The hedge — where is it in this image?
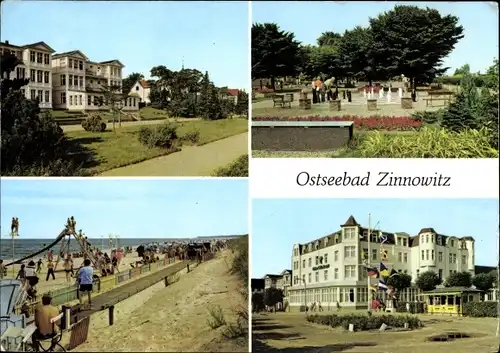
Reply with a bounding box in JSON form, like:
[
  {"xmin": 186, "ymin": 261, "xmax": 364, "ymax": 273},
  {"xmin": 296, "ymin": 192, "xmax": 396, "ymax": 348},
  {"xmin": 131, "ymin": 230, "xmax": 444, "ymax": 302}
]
[
  {"xmin": 462, "ymin": 301, "xmax": 498, "ymax": 317},
  {"xmin": 306, "ymin": 313, "xmax": 422, "ymax": 331}
]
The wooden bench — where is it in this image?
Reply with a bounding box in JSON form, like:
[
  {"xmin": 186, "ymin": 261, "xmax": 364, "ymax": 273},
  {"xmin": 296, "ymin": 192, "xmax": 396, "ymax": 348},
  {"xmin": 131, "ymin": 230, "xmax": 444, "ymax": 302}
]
[
  {"xmin": 423, "ymin": 91, "xmax": 453, "ymax": 107},
  {"xmin": 272, "ymin": 95, "xmax": 284, "ymax": 108},
  {"xmin": 282, "ymin": 94, "xmax": 292, "ymax": 108}
]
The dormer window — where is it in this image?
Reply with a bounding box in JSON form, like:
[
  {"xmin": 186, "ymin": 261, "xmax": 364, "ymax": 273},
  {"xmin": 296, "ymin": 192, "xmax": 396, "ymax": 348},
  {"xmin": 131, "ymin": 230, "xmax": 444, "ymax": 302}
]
[
  {"xmin": 315, "ymin": 241, "xmax": 319, "ymax": 250},
  {"xmin": 324, "ymin": 237, "xmax": 329, "ymax": 247},
  {"xmin": 450, "ymin": 239, "xmax": 455, "ymax": 247},
  {"xmin": 437, "ymin": 236, "xmax": 441, "ymax": 245}
]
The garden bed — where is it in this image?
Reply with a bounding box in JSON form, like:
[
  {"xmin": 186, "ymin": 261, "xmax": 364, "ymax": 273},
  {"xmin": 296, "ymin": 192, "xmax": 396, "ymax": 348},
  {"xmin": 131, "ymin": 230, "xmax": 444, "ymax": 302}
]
[{"xmin": 306, "ymin": 313, "xmax": 423, "ymax": 332}]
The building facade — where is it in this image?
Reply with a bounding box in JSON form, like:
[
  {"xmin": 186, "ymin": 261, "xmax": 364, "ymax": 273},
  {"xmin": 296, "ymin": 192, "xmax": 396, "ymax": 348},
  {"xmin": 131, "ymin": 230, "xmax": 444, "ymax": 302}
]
[
  {"xmin": 288, "ymin": 215, "xmax": 476, "ymax": 310},
  {"xmin": 130, "ymin": 79, "xmax": 151, "ymax": 104},
  {"xmin": 0, "ymin": 41, "xmax": 55, "ymax": 109}
]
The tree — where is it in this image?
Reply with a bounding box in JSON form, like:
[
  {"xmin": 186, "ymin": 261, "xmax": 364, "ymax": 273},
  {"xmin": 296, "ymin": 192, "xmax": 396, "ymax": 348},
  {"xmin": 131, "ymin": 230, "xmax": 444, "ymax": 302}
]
[
  {"xmin": 235, "ymin": 90, "xmax": 249, "ymax": 117},
  {"xmin": 121, "ymin": 72, "xmax": 144, "ymax": 96},
  {"xmin": 252, "ymin": 292, "xmax": 265, "ymax": 312},
  {"xmin": 197, "ymin": 71, "xmax": 226, "ymax": 120},
  {"xmin": 368, "ymin": 5, "xmax": 464, "ymax": 90},
  {"xmin": 1, "ymin": 52, "xmax": 77, "ymax": 176},
  {"xmin": 445, "ymin": 271, "xmax": 472, "ymax": 287},
  {"xmin": 252, "ymin": 23, "xmax": 302, "ymax": 90},
  {"xmin": 415, "ymin": 271, "xmax": 441, "ymax": 291},
  {"xmin": 317, "ymin": 31, "xmax": 342, "ymax": 47},
  {"xmin": 386, "ymin": 273, "xmax": 412, "ymax": 291},
  {"xmin": 472, "ymin": 272, "xmax": 495, "ymax": 292},
  {"xmin": 263, "ymin": 287, "xmax": 284, "ymax": 307},
  {"xmin": 98, "ymin": 84, "xmax": 125, "ymax": 131},
  {"xmin": 300, "ymin": 45, "xmax": 342, "ymax": 81},
  {"xmin": 454, "ymin": 64, "xmax": 470, "ymax": 76}
]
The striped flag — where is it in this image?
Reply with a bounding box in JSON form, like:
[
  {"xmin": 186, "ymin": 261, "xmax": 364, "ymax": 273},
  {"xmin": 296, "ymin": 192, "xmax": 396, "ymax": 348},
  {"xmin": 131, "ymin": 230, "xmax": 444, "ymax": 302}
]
[
  {"xmin": 366, "ymin": 266, "xmax": 379, "ymax": 278},
  {"xmin": 378, "ymin": 280, "xmax": 388, "ymax": 291},
  {"xmin": 379, "ymin": 262, "xmax": 389, "ymax": 277}
]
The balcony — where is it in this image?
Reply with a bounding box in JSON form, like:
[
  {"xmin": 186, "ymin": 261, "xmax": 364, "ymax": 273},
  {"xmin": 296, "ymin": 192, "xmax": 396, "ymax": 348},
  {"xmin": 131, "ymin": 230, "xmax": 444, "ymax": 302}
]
[{"xmin": 86, "ymin": 69, "xmax": 105, "ymax": 77}]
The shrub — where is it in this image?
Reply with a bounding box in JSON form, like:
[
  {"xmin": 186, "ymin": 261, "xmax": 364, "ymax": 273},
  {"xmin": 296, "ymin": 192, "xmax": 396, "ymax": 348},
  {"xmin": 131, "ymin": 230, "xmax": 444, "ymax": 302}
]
[
  {"xmin": 81, "ymin": 114, "xmax": 107, "ymax": 132},
  {"xmin": 462, "ymin": 301, "xmax": 498, "ymax": 317},
  {"xmin": 306, "ymin": 314, "xmax": 422, "ymax": 331},
  {"xmin": 213, "ymin": 155, "xmax": 248, "ymax": 177},
  {"xmin": 253, "ymin": 115, "xmax": 422, "ymax": 131},
  {"xmin": 396, "ymin": 302, "xmax": 425, "ymax": 314},
  {"xmin": 138, "ymin": 122, "xmax": 179, "ymax": 148},
  {"xmin": 356, "ymin": 127, "xmax": 498, "ymax": 158},
  {"xmin": 182, "ymin": 129, "xmax": 201, "ymax": 144},
  {"xmin": 411, "ymin": 110, "xmax": 444, "ymax": 125}
]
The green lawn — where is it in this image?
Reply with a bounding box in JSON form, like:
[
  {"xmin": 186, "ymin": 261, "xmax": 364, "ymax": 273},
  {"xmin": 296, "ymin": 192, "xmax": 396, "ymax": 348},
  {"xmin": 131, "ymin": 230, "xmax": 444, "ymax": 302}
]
[{"xmin": 66, "ymin": 118, "xmax": 248, "ymax": 175}]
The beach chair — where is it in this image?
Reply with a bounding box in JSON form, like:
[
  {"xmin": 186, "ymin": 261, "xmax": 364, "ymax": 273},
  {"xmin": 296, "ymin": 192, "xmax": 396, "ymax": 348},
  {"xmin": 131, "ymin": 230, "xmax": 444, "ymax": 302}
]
[{"xmin": 34, "ymin": 313, "xmax": 65, "ymax": 352}]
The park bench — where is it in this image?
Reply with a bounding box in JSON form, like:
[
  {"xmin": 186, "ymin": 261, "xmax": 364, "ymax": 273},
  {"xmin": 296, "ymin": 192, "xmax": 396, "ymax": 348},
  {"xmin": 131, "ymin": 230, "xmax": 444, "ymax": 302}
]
[
  {"xmin": 282, "ymin": 94, "xmax": 292, "ymax": 108},
  {"xmin": 422, "ymin": 90, "xmax": 454, "ymax": 107},
  {"xmin": 272, "ymin": 95, "xmax": 284, "ymax": 108}
]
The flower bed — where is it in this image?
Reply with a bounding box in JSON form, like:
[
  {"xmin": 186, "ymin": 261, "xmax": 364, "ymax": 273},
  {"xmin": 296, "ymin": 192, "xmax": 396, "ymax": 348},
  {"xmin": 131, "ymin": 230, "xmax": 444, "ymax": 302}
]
[
  {"xmin": 307, "ymin": 313, "xmax": 422, "ymax": 331},
  {"xmin": 253, "ymin": 115, "xmax": 422, "ymax": 131}
]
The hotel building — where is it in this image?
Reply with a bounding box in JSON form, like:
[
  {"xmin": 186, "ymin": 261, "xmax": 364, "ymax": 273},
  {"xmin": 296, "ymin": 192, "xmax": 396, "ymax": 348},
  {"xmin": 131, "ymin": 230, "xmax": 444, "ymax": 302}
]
[{"xmin": 287, "ymin": 215, "xmax": 476, "ymax": 310}]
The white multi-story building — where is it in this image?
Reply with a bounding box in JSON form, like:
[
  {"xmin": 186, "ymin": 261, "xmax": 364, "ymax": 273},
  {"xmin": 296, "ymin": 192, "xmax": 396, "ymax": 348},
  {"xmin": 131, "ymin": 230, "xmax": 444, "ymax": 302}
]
[
  {"xmin": 288, "ymin": 215, "xmax": 476, "ymax": 310},
  {"xmin": 0, "ymin": 40, "xmax": 55, "ymax": 109}
]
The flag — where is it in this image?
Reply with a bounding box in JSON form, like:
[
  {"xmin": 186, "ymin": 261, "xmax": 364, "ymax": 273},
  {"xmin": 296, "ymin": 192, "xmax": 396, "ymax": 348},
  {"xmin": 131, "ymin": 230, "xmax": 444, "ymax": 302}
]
[
  {"xmin": 370, "ymin": 285, "xmax": 377, "ymax": 292},
  {"xmin": 390, "ymin": 269, "xmax": 398, "ymax": 277},
  {"xmin": 378, "ymin": 232, "xmax": 388, "ymax": 244},
  {"xmin": 380, "ymin": 247, "xmax": 388, "ymax": 261},
  {"xmin": 379, "ymin": 262, "xmax": 389, "ymax": 277},
  {"xmin": 366, "ymin": 266, "xmax": 379, "ymax": 278},
  {"xmin": 378, "ymin": 280, "xmax": 388, "ymax": 291}
]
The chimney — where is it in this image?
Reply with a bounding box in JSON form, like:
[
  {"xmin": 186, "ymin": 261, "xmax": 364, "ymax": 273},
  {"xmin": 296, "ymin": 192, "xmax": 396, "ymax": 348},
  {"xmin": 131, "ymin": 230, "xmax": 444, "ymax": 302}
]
[{"xmin": 5, "ymin": 40, "xmax": 9, "ymax": 45}]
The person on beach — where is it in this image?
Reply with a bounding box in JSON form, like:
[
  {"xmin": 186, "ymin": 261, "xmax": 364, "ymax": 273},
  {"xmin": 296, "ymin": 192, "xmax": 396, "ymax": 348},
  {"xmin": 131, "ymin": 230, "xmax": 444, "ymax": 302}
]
[
  {"xmin": 0, "ymin": 260, "xmax": 5, "ymax": 279},
  {"xmin": 47, "ymin": 249, "xmax": 53, "ymax": 261},
  {"xmin": 63, "ymin": 258, "xmax": 73, "ymax": 282},
  {"xmin": 33, "ymin": 294, "xmax": 60, "ymax": 347},
  {"xmin": 36, "ymin": 258, "xmax": 43, "ymax": 274},
  {"xmin": 77, "ymin": 259, "xmax": 94, "ymax": 307},
  {"xmin": 16, "ymin": 264, "xmax": 26, "ymax": 285},
  {"xmin": 46, "ymin": 259, "xmax": 55, "ymax": 281}
]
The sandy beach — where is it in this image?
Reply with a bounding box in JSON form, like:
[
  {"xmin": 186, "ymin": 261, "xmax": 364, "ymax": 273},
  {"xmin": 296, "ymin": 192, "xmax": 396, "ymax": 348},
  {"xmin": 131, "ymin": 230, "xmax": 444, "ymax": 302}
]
[{"xmin": 71, "ymin": 250, "xmax": 247, "ymax": 352}]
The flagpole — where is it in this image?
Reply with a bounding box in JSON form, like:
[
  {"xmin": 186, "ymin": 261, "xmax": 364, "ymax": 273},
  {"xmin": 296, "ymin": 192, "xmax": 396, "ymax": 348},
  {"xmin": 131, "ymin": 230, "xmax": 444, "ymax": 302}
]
[
  {"xmin": 11, "ymin": 232, "xmax": 15, "ymax": 277},
  {"xmin": 367, "ymin": 213, "xmax": 371, "ymax": 312}
]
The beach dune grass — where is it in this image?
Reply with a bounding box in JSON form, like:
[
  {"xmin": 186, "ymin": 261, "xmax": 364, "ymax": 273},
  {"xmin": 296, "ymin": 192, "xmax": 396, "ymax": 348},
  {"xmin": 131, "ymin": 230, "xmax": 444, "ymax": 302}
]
[{"xmin": 66, "ymin": 118, "xmax": 248, "ymax": 174}]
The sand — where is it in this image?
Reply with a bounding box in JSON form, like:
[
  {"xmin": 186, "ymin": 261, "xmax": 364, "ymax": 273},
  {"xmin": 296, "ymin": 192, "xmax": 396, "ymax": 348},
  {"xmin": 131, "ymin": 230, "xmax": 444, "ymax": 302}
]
[{"xmin": 71, "ymin": 250, "xmax": 248, "ymax": 352}]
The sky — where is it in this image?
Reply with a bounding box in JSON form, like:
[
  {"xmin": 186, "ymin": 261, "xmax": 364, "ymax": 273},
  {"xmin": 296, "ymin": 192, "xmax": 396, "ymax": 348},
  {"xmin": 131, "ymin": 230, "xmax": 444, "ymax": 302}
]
[
  {"xmin": 252, "ymin": 199, "xmax": 499, "ymax": 278},
  {"xmin": 0, "ymin": 1, "xmax": 249, "ymax": 88},
  {"xmin": 252, "ymin": 1, "xmax": 499, "ymax": 74},
  {"xmin": 0, "ymin": 179, "xmax": 248, "ymax": 239}
]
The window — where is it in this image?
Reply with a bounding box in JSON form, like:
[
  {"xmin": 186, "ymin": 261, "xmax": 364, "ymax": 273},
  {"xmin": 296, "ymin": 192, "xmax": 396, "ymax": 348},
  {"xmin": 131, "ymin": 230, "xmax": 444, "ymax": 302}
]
[
  {"xmin": 30, "ymin": 69, "xmax": 36, "ymax": 81},
  {"xmin": 416, "ymin": 269, "xmax": 420, "ymax": 277},
  {"xmin": 426, "ymin": 234, "xmax": 429, "ymax": 243},
  {"xmin": 398, "ymin": 252, "xmax": 402, "ymax": 262},
  {"xmin": 87, "ymin": 95, "xmax": 91, "ymax": 106},
  {"xmin": 449, "ymin": 254, "xmax": 453, "ymax": 264},
  {"xmin": 74, "ymin": 60, "xmax": 78, "ymax": 69},
  {"xmin": 334, "ymin": 250, "xmax": 339, "ymax": 261},
  {"xmin": 69, "ymin": 96, "xmax": 73, "ymax": 105},
  {"xmin": 30, "ymin": 51, "xmax": 35, "ymax": 62},
  {"xmin": 37, "ymin": 70, "xmax": 42, "ymax": 83},
  {"xmin": 344, "ymin": 246, "xmax": 355, "ymax": 258},
  {"xmin": 450, "ymin": 239, "xmax": 455, "ymax": 247},
  {"xmin": 315, "ymin": 256, "xmax": 319, "ymax": 265},
  {"xmin": 37, "ymin": 53, "xmax": 42, "ymax": 63},
  {"xmin": 79, "ymin": 76, "xmax": 83, "ymax": 87},
  {"xmin": 431, "ymin": 250, "xmax": 435, "ymax": 260},
  {"xmin": 308, "ymin": 258, "xmax": 311, "ymax": 267},
  {"xmin": 79, "ymin": 61, "xmax": 83, "ymax": 70},
  {"xmin": 79, "ymin": 95, "xmax": 82, "ymax": 105},
  {"xmin": 344, "ymin": 265, "xmax": 356, "ymax": 278},
  {"xmin": 69, "ymin": 59, "xmax": 73, "ymax": 68},
  {"xmin": 372, "ymin": 249, "xmax": 377, "ymax": 260},
  {"xmin": 315, "ymin": 272, "xmax": 319, "ymax": 282},
  {"xmin": 371, "ymin": 233, "xmax": 378, "ymax": 243},
  {"xmin": 334, "ymin": 268, "xmax": 339, "ymax": 279},
  {"xmin": 37, "ymin": 90, "xmax": 43, "ymax": 102},
  {"xmin": 403, "ymin": 253, "xmax": 408, "ymax": 263},
  {"xmin": 462, "ymin": 255, "xmax": 467, "ymax": 265},
  {"xmin": 344, "ymin": 228, "xmax": 356, "ymax": 240},
  {"xmin": 437, "ymin": 236, "xmax": 442, "ymax": 245},
  {"xmin": 324, "ymin": 270, "xmax": 328, "ymax": 281},
  {"xmin": 44, "ymin": 54, "xmax": 49, "ymax": 65},
  {"xmin": 421, "ymin": 250, "xmax": 424, "ymax": 261},
  {"xmin": 133, "ymin": 98, "xmax": 136, "ymax": 106},
  {"xmin": 308, "ymin": 273, "xmax": 311, "ymax": 283},
  {"xmin": 30, "ymin": 90, "xmax": 36, "ymax": 100},
  {"xmin": 44, "ymin": 71, "xmax": 49, "ymax": 84},
  {"xmin": 302, "ymin": 259, "xmax": 305, "ymax": 268},
  {"xmin": 426, "ymin": 250, "xmax": 429, "ymax": 260},
  {"xmin": 403, "ymin": 238, "xmax": 407, "ymax": 246},
  {"xmin": 324, "ymin": 253, "xmax": 328, "ymax": 263},
  {"xmin": 136, "ymin": 85, "xmax": 139, "ymax": 91},
  {"xmin": 90, "ymin": 80, "xmax": 94, "ymax": 84},
  {"xmin": 69, "ymin": 75, "xmax": 73, "ymax": 86},
  {"xmin": 438, "ymin": 269, "xmax": 443, "ymax": 279},
  {"xmin": 438, "ymin": 252, "xmax": 443, "ymax": 262},
  {"xmin": 61, "ymin": 75, "xmax": 66, "ymax": 86},
  {"xmin": 61, "ymin": 92, "xmax": 66, "ymax": 104},
  {"xmin": 452, "ymin": 254, "xmax": 457, "ymax": 264},
  {"xmin": 16, "ymin": 67, "xmax": 25, "ymax": 79}
]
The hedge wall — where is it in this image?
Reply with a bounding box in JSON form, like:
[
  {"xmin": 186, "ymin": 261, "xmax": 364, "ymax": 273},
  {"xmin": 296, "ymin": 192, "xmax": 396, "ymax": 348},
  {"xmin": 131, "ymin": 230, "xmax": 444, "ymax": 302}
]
[{"xmin": 462, "ymin": 301, "xmax": 498, "ymax": 317}]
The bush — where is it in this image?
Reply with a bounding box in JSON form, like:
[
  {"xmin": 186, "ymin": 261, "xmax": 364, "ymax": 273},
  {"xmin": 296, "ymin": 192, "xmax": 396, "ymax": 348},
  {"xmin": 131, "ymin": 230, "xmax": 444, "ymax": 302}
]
[
  {"xmin": 138, "ymin": 122, "xmax": 179, "ymax": 148},
  {"xmin": 182, "ymin": 129, "xmax": 201, "ymax": 144},
  {"xmin": 462, "ymin": 301, "xmax": 498, "ymax": 317},
  {"xmin": 213, "ymin": 155, "xmax": 248, "ymax": 177},
  {"xmin": 81, "ymin": 114, "xmax": 107, "ymax": 132},
  {"xmin": 411, "ymin": 110, "xmax": 444, "ymax": 125},
  {"xmin": 396, "ymin": 302, "xmax": 425, "ymax": 314},
  {"xmin": 356, "ymin": 127, "xmax": 498, "ymax": 158},
  {"xmin": 307, "ymin": 314, "xmax": 422, "ymax": 331}
]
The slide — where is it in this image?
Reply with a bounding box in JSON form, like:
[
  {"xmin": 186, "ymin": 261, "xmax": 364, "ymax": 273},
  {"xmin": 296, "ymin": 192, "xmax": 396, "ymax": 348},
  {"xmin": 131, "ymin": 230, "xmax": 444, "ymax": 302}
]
[{"xmin": 4, "ymin": 231, "xmax": 67, "ymax": 267}]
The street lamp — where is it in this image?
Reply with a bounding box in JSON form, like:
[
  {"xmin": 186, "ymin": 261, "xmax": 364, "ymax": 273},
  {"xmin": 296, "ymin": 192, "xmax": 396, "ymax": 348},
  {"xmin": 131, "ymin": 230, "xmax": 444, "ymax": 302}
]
[
  {"xmin": 302, "ymin": 278, "xmax": 307, "ymax": 315},
  {"xmin": 115, "ymin": 100, "xmax": 124, "ymax": 128}
]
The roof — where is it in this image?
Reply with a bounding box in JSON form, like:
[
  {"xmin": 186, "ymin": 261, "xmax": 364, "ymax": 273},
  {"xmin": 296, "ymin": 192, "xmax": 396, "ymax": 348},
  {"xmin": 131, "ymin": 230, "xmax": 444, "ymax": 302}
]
[
  {"xmin": 0, "ymin": 41, "xmax": 22, "ymax": 49},
  {"xmin": 251, "ymin": 278, "xmax": 265, "ymax": 290},
  {"xmin": 53, "ymin": 50, "xmax": 88, "ymax": 60},
  {"xmin": 423, "ymin": 286, "xmax": 483, "ymax": 294},
  {"xmin": 128, "ymin": 92, "xmax": 140, "ymax": 98},
  {"xmin": 227, "ymin": 88, "xmax": 239, "ymax": 96},
  {"xmin": 475, "ymin": 265, "xmax": 497, "ymax": 274},
  {"xmin": 21, "ymin": 41, "xmax": 55, "ymax": 53},
  {"xmin": 342, "ymin": 215, "xmax": 360, "ymax": 227},
  {"xmin": 139, "ymin": 80, "xmax": 150, "ymax": 89},
  {"xmin": 100, "ymin": 59, "xmax": 124, "ymax": 67},
  {"xmin": 264, "ymin": 274, "xmax": 282, "ymax": 279}
]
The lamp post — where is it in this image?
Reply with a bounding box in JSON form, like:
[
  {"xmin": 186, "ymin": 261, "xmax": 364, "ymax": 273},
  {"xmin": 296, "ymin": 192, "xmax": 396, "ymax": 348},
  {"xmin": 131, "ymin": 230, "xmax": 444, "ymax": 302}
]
[
  {"xmin": 116, "ymin": 100, "xmax": 124, "ymax": 128},
  {"xmin": 302, "ymin": 278, "xmax": 307, "ymax": 315}
]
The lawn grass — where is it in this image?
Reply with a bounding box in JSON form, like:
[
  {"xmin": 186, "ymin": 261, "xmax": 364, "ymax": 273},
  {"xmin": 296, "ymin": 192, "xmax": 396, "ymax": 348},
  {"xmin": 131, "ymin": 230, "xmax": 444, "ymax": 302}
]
[{"xmin": 66, "ymin": 118, "xmax": 248, "ymax": 175}]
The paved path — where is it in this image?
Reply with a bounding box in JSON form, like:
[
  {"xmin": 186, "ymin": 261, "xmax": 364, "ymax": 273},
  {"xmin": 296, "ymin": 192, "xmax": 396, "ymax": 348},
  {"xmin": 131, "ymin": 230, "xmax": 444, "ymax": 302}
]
[
  {"xmin": 100, "ymin": 132, "xmax": 248, "ymax": 177},
  {"xmin": 62, "ymin": 118, "xmax": 200, "ymax": 132}
]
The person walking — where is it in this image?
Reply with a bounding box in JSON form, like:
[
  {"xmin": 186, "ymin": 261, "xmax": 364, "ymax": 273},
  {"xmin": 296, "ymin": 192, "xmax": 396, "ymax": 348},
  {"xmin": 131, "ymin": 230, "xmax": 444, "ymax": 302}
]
[
  {"xmin": 36, "ymin": 259, "xmax": 43, "ymax": 274},
  {"xmin": 46, "ymin": 259, "xmax": 55, "ymax": 281},
  {"xmin": 77, "ymin": 259, "xmax": 94, "ymax": 307}
]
